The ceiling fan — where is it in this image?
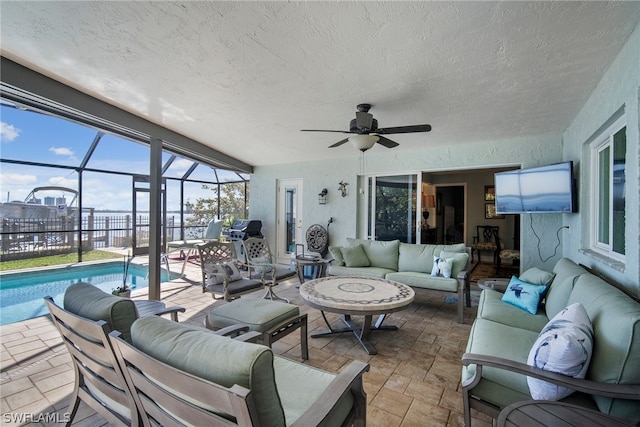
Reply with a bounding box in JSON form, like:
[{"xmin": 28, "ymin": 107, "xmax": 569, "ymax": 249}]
[{"xmin": 301, "ymin": 103, "xmax": 431, "ymax": 152}]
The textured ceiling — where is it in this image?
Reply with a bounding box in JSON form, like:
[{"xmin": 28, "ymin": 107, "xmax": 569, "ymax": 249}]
[{"xmin": 1, "ymin": 1, "xmax": 639, "ymax": 167}]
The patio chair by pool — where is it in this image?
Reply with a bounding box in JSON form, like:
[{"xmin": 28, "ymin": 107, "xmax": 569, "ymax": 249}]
[
  {"xmin": 196, "ymin": 240, "xmax": 265, "ymax": 302},
  {"xmin": 167, "ymin": 219, "xmax": 223, "ymax": 275},
  {"xmin": 242, "ymin": 237, "xmax": 296, "ymax": 302}
]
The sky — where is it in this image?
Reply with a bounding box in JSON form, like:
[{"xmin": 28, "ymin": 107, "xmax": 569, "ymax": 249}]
[{"xmin": 0, "ymin": 104, "xmax": 242, "ymax": 212}]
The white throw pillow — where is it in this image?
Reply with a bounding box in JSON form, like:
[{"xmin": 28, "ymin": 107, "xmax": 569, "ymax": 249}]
[
  {"xmin": 431, "ymin": 256, "xmax": 454, "ymax": 278},
  {"xmin": 527, "ymin": 302, "xmax": 593, "ymax": 400},
  {"xmin": 205, "ymin": 261, "xmax": 242, "ymax": 286}
]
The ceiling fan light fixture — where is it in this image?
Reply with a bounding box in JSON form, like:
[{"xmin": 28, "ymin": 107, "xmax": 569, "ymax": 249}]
[{"xmin": 349, "ymin": 134, "xmax": 379, "ymax": 152}]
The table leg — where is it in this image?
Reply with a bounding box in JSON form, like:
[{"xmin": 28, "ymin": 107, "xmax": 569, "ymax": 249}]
[{"xmin": 311, "ymin": 312, "xmax": 399, "ymax": 355}]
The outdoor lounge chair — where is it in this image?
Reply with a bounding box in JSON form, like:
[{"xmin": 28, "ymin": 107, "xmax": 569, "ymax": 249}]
[
  {"xmin": 110, "ymin": 316, "xmax": 369, "ymax": 427},
  {"xmin": 167, "ymin": 219, "xmax": 223, "ymax": 274},
  {"xmin": 45, "ymin": 286, "xmax": 257, "ymax": 426}
]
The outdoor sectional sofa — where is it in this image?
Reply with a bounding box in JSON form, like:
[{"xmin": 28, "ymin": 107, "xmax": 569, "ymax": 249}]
[
  {"xmin": 327, "ymin": 238, "xmax": 471, "ymax": 323},
  {"xmin": 461, "ymin": 257, "xmax": 640, "ymax": 425}
]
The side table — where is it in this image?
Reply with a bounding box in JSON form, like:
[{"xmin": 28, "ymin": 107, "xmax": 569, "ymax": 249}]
[
  {"xmin": 293, "ymin": 257, "xmax": 332, "ymax": 284},
  {"xmin": 477, "ymin": 278, "xmax": 510, "ymax": 293},
  {"xmin": 497, "ymin": 400, "xmax": 634, "ymax": 427}
]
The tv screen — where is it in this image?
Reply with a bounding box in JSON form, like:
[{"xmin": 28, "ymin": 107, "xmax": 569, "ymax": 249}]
[{"xmin": 495, "ymin": 161, "xmax": 575, "ymax": 214}]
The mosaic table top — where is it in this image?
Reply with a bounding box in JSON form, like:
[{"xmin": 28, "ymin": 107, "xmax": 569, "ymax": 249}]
[{"xmin": 299, "ymin": 276, "xmax": 415, "ymax": 313}]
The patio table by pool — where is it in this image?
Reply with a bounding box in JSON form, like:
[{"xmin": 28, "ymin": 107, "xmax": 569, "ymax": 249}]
[{"xmin": 299, "ymin": 276, "xmax": 415, "ymax": 355}]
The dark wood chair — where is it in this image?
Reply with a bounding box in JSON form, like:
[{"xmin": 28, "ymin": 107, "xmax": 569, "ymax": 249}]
[{"xmin": 471, "ymin": 225, "xmax": 500, "ymax": 264}]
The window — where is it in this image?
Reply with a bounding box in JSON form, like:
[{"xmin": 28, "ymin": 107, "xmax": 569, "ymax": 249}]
[{"xmin": 592, "ymin": 118, "xmax": 626, "ymax": 260}]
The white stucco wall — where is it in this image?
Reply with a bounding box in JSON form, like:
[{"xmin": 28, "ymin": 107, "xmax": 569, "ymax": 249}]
[
  {"xmin": 563, "ymin": 22, "xmax": 640, "ymax": 295},
  {"xmin": 252, "ymin": 23, "xmax": 640, "ymax": 295},
  {"xmin": 251, "ymin": 133, "xmax": 564, "ymax": 272}
]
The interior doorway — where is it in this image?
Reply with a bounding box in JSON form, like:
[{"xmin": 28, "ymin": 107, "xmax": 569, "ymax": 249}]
[{"xmin": 435, "ymin": 184, "xmax": 466, "ymax": 244}]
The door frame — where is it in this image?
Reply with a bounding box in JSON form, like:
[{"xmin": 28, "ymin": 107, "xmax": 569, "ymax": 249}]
[
  {"xmin": 364, "ymin": 173, "xmax": 423, "ymax": 242},
  {"xmin": 276, "ymin": 178, "xmax": 303, "ymax": 264}
]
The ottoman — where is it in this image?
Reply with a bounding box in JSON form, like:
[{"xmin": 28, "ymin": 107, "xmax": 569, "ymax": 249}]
[{"xmin": 205, "ymin": 298, "xmax": 308, "ymax": 360}]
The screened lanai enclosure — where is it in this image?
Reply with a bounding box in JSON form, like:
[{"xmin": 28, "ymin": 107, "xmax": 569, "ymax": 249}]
[{"xmin": 0, "ymin": 79, "xmax": 250, "ymax": 264}]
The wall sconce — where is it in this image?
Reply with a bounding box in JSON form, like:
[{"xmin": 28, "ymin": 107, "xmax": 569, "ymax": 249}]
[
  {"xmin": 318, "ymin": 188, "xmax": 328, "ymax": 205},
  {"xmin": 338, "ymin": 181, "xmax": 349, "ymax": 197}
]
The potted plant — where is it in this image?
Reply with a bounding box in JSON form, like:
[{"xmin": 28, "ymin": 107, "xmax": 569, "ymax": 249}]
[{"xmin": 112, "ymin": 284, "xmax": 131, "ymax": 298}]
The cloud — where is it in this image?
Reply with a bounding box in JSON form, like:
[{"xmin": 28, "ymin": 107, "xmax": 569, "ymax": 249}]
[
  {"xmin": 0, "ymin": 173, "xmax": 37, "ymax": 187},
  {"xmin": 1, "ymin": 121, "xmax": 21, "ymax": 142},
  {"xmin": 49, "ymin": 146, "xmax": 75, "ymax": 157}
]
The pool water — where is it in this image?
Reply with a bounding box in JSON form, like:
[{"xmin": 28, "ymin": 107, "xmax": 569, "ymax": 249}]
[{"xmin": 0, "ymin": 262, "xmax": 179, "ymax": 326}]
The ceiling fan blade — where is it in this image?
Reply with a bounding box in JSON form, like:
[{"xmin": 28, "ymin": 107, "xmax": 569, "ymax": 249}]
[
  {"xmin": 301, "ymin": 129, "xmax": 352, "ymax": 134},
  {"xmin": 328, "ymin": 138, "xmax": 349, "ymax": 148},
  {"xmin": 376, "ymin": 124, "xmax": 432, "ymax": 134},
  {"xmin": 355, "ymin": 111, "xmax": 373, "ymax": 130},
  {"xmin": 377, "ymin": 136, "xmax": 400, "ymax": 148}
]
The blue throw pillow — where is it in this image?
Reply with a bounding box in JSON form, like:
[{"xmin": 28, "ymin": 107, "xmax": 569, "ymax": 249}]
[{"xmin": 501, "ymin": 276, "xmax": 548, "ymax": 314}]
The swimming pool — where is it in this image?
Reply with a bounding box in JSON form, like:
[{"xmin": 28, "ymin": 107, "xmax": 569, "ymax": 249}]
[{"xmin": 0, "ymin": 262, "xmax": 180, "ymax": 326}]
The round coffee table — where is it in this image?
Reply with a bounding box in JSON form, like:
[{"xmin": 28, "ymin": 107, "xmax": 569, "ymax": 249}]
[{"xmin": 299, "ymin": 276, "xmax": 415, "ymax": 355}]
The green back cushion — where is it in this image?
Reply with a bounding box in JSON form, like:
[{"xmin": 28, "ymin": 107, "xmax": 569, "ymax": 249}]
[
  {"xmin": 63, "ymin": 282, "xmax": 138, "ymax": 343},
  {"xmin": 341, "ymin": 244, "xmax": 370, "ymax": 267},
  {"xmin": 567, "ymin": 274, "xmax": 640, "ymax": 422},
  {"xmin": 397, "ymin": 243, "xmax": 466, "ymax": 273},
  {"xmin": 328, "ymin": 246, "xmax": 345, "ymax": 266},
  {"xmin": 131, "ymin": 316, "xmax": 286, "ymax": 426},
  {"xmin": 440, "ymin": 250, "xmax": 469, "ymax": 278},
  {"xmin": 347, "ymin": 238, "xmax": 400, "ymax": 270},
  {"xmin": 545, "ymin": 258, "xmax": 588, "ymax": 319}
]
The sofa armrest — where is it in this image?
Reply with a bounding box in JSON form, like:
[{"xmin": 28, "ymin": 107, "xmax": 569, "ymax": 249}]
[
  {"xmin": 290, "ymin": 360, "xmax": 370, "ymax": 427},
  {"xmin": 461, "ymin": 353, "xmax": 640, "ymax": 400},
  {"xmin": 456, "ymin": 269, "xmax": 471, "ymax": 323}
]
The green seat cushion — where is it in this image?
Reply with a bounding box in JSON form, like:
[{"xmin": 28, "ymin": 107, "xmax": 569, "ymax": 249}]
[
  {"xmin": 274, "ymin": 357, "xmax": 353, "ymax": 426},
  {"xmin": 476, "ymin": 289, "xmax": 549, "ymax": 332},
  {"xmin": 346, "ymin": 238, "xmax": 400, "ymax": 270},
  {"xmin": 131, "ymin": 316, "xmax": 286, "ymax": 426},
  {"xmin": 208, "ymin": 299, "xmax": 300, "ymax": 333},
  {"xmin": 463, "ymin": 319, "xmax": 540, "ymax": 407},
  {"xmin": 63, "ymin": 282, "xmax": 138, "ymax": 343},
  {"xmin": 568, "ymin": 274, "xmax": 640, "ymax": 423},
  {"xmin": 385, "ymin": 272, "xmax": 458, "ymax": 292}
]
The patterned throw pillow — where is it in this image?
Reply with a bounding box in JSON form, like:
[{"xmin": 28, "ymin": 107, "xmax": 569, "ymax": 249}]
[
  {"xmin": 431, "ymin": 256, "xmax": 454, "ymax": 278},
  {"xmin": 205, "ymin": 261, "xmax": 242, "ymax": 286},
  {"xmin": 527, "ymin": 303, "xmax": 593, "ymax": 400},
  {"xmin": 501, "ymin": 276, "xmax": 548, "ymax": 314}
]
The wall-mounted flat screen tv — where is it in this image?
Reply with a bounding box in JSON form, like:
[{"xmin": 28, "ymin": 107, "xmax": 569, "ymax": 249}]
[{"xmin": 494, "ymin": 161, "xmax": 576, "ymax": 214}]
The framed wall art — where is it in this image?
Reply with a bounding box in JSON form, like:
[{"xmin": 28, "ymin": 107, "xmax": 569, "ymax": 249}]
[
  {"xmin": 485, "ymin": 203, "xmax": 504, "ymax": 219},
  {"xmin": 484, "ymin": 185, "xmax": 495, "ymax": 201}
]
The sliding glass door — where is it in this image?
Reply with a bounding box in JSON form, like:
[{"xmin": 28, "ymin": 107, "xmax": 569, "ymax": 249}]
[{"xmin": 367, "ymin": 174, "xmax": 421, "ymax": 243}]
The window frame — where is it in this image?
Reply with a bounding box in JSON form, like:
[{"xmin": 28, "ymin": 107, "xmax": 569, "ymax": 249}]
[{"xmin": 590, "ymin": 117, "xmax": 626, "ymax": 262}]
